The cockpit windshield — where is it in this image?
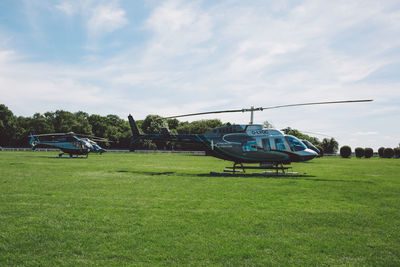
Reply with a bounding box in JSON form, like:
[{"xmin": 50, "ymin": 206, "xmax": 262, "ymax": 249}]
[{"xmin": 286, "ymin": 135, "xmax": 307, "ymax": 151}]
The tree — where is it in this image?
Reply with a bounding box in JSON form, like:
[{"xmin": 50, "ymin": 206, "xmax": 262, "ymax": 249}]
[
  {"xmin": 14, "ymin": 116, "xmax": 32, "ymax": 147},
  {"xmin": 13, "ymin": 113, "xmax": 54, "ymax": 147},
  {"xmin": 394, "ymin": 147, "xmax": 400, "ymax": 158},
  {"xmin": 355, "ymin": 147, "xmax": 364, "ymax": 158},
  {"xmin": 383, "ymin": 148, "xmax": 394, "ymax": 158},
  {"xmin": 321, "ymin": 138, "xmax": 338, "ymax": 154},
  {"xmin": 364, "ymin": 148, "xmax": 374, "ymax": 158},
  {"xmin": 167, "ymin": 118, "xmax": 179, "ymax": 130},
  {"xmin": 141, "ymin": 115, "xmax": 168, "ymax": 149},
  {"xmin": 177, "ymin": 119, "xmax": 223, "ymax": 134},
  {"xmin": 89, "ymin": 114, "xmax": 108, "ymax": 138},
  {"xmin": 340, "ymin": 146, "xmax": 351, "ymax": 158},
  {"xmin": 141, "ymin": 115, "xmax": 167, "ymax": 134},
  {"xmin": 73, "ymin": 111, "xmax": 92, "ymax": 135},
  {"xmin": 52, "ymin": 110, "xmax": 78, "ymax": 133},
  {"xmin": 0, "ymin": 104, "xmax": 17, "ymax": 146},
  {"xmin": 378, "ymin": 147, "xmax": 385, "ymax": 158}
]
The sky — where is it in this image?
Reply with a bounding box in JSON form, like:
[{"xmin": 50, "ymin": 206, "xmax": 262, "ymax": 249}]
[{"xmin": 1, "ymin": 0, "xmax": 399, "ymax": 150}]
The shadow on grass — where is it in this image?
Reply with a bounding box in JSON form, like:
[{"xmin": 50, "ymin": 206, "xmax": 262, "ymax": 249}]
[
  {"xmin": 35, "ymin": 155, "xmax": 88, "ymax": 159},
  {"xmin": 116, "ymin": 170, "xmax": 374, "ymax": 184},
  {"xmin": 117, "ymin": 170, "xmax": 174, "ymax": 176}
]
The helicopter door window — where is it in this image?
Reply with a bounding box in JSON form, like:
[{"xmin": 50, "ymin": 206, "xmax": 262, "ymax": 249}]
[
  {"xmin": 242, "ymin": 141, "xmax": 257, "ymax": 152},
  {"xmin": 274, "ymin": 138, "xmax": 286, "ymax": 151},
  {"xmin": 262, "ymin": 138, "xmax": 271, "ymax": 151}
]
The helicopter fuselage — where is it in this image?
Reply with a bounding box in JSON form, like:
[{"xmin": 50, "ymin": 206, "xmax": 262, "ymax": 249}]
[
  {"xmin": 202, "ymin": 124, "xmax": 317, "ymax": 164},
  {"xmin": 30, "ymin": 134, "xmax": 106, "ymax": 156},
  {"xmin": 131, "ymin": 121, "xmax": 318, "ymax": 164}
]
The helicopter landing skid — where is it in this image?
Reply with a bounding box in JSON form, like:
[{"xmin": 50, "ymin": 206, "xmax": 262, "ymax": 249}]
[
  {"xmin": 223, "ymin": 162, "xmax": 246, "ymax": 173},
  {"xmin": 57, "ymin": 153, "xmax": 88, "ymax": 159},
  {"xmin": 223, "ymin": 163, "xmax": 295, "ymax": 175}
]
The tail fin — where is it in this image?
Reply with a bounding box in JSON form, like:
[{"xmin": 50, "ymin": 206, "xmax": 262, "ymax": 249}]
[
  {"xmin": 128, "ymin": 114, "xmax": 140, "ymax": 138},
  {"xmin": 29, "ymin": 133, "xmax": 38, "ymax": 150}
]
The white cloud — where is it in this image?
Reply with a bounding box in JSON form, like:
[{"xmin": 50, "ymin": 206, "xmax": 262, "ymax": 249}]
[
  {"xmin": 87, "ymin": 4, "xmax": 128, "ymax": 36},
  {"xmin": 352, "ymin": 132, "xmax": 379, "ymax": 136},
  {"xmin": 55, "ymin": 2, "xmax": 76, "ymax": 16},
  {"xmin": 54, "ymin": 0, "xmax": 128, "ymax": 36},
  {"xmin": 143, "ymin": 0, "xmax": 212, "ymax": 60}
]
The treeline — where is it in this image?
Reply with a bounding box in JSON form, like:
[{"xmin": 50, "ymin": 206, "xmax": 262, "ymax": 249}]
[{"xmin": 0, "ymin": 104, "xmax": 224, "ymax": 149}]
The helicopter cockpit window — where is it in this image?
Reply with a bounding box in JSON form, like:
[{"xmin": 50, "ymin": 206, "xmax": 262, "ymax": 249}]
[
  {"xmin": 274, "ymin": 138, "xmax": 286, "ymax": 151},
  {"xmin": 286, "ymin": 135, "xmax": 307, "ymax": 151}
]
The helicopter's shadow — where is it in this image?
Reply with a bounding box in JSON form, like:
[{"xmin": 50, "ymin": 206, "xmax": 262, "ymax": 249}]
[
  {"xmin": 117, "ymin": 170, "xmax": 175, "ymax": 176},
  {"xmin": 115, "ymin": 170, "xmax": 374, "ymax": 183},
  {"xmin": 36, "ymin": 155, "xmax": 88, "ymax": 159}
]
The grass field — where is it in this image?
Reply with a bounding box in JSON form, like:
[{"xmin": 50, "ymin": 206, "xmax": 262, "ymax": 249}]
[{"xmin": 0, "ymin": 151, "xmax": 399, "ymax": 266}]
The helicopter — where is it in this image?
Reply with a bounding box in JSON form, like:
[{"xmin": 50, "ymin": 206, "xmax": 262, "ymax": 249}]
[
  {"xmin": 29, "ymin": 132, "xmax": 107, "ymax": 158},
  {"xmin": 128, "ymin": 99, "xmax": 372, "ymax": 174}
]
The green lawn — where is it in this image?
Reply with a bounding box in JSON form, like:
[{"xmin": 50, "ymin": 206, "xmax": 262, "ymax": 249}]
[{"xmin": 0, "ymin": 151, "xmax": 399, "ymax": 266}]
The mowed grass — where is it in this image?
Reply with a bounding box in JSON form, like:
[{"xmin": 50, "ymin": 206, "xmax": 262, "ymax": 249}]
[{"xmin": 0, "ymin": 151, "xmax": 399, "ymax": 266}]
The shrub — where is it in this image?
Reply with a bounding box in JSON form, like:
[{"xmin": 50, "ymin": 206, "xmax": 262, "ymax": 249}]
[
  {"xmin": 340, "ymin": 146, "xmax": 351, "ymax": 158},
  {"xmin": 383, "ymin": 148, "xmax": 394, "ymax": 158},
  {"xmin": 378, "ymin": 147, "xmax": 385, "ymax": 158},
  {"xmin": 394, "ymin": 147, "xmax": 400, "ymax": 158},
  {"xmin": 364, "ymin": 148, "xmax": 373, "ymax": 158},
  {"xmin": 354, "ymin": 147, "xmax": 364, "ymax": 158}
]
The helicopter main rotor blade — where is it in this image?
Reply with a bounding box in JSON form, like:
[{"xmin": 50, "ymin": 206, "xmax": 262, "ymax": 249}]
[
  {"xmin": 31, "ymin": 133, "xmax": 70, "ymax": 137},
  {"xmin": 163, "ymin": 99, "xmax": 373, "ymax": 119},
  {"xmin": 75, "ymin": 133, "xmax": 108, "ymax": 140},
  {"xmin": 163, "ymin": 108, "xmax": 250, "ymax": 119},
  {"xmin": 261, "ymin": 99, "xmax": 373, "ymax": 110}
]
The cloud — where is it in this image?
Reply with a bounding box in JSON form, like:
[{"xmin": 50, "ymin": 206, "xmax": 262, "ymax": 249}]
[
  {"xmin": 87, "ymin": 4, "xmax": 128, "ymax": 36},
  {"xmin": 352, "ymin": 131, "xmax": 379, "ymax": 136},
  {"xmin": 143, "ymin": 0, "xmax": 213, "ymax": 62},
  {"xmin": 55, "ymin": 2, "xmax": 76, "ymax": 16},
  {"xmin": 54, "ymin": 0, "xmax": 128, "ymax": 36}
]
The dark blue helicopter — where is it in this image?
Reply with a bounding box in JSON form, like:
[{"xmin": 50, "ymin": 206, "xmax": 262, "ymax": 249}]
[
  {"xmin": 29, "ymin": 132, "xmax": 107, "ymax": 158},
  {"xmin": 128, "ymin": 99, "xmax": 372, "ymax": 173}
]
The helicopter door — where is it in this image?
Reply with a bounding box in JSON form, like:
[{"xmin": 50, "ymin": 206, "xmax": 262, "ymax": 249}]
[{"xmin": 262, "ymin": 138, "xmax": 271, "ymax": 151}]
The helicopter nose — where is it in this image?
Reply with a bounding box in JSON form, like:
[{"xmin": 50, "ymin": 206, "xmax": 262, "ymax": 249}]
[
  {"xmin": 301, "ymin": 149, "xmax": 318, "ymax": 161},
  {"xmin": 304, "ymin": 148, "xmax": 318, "ymax": 161}
]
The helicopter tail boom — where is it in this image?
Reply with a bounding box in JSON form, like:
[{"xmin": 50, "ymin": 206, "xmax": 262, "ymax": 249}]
[{"xmin": 128, "ymin": 114, "xmax": 141, "ymax": 138}]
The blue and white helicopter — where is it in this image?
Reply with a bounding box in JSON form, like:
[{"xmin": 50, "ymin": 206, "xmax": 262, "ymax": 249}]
[
  {"xmin": 129, "ymin": 99, "xmax": 372, "ymax": 173},
  {"xmin": 29, "ymin": 132, "xmax": 107, "ymax": 158}
]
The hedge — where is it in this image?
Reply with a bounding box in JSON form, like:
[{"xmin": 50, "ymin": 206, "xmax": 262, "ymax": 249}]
[
  {"xmin": 340, "ymin": 146, "xmax": 351, "ymax": 158},
  {"xmin": 355, "ymin": 147, "xmax": 365, "ymax": 158},
  {"xmin": 364, "ymin": 148, "xmax": 373, "ymax": 158}
]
